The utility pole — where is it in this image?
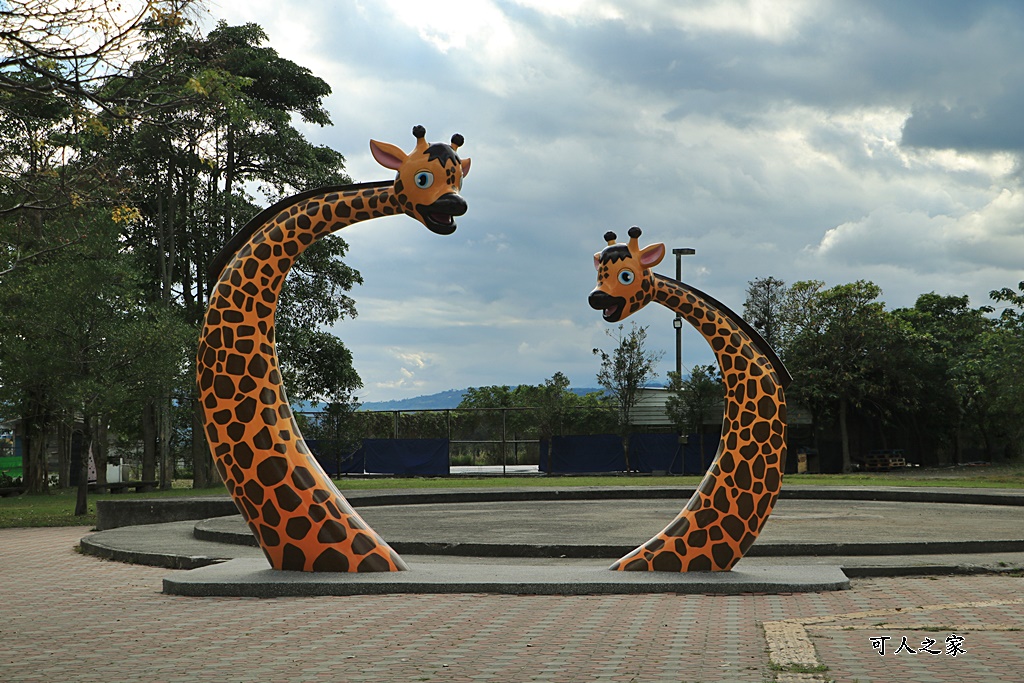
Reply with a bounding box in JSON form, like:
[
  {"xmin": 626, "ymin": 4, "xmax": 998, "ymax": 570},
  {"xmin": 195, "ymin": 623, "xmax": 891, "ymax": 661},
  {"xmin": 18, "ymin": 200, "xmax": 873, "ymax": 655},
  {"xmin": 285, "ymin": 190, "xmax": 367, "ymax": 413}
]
[{"xmin": 672, "ymin": 247, "xmax": 696, "ymax": 379}]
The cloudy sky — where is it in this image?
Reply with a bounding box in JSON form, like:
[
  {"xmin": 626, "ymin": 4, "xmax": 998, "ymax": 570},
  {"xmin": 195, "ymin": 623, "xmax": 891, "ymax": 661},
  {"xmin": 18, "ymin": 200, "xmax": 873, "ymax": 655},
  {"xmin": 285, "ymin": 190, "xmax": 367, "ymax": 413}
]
[{"xmin": 208, "ymin": 0, "xmax": 1024, "ymax": 402}]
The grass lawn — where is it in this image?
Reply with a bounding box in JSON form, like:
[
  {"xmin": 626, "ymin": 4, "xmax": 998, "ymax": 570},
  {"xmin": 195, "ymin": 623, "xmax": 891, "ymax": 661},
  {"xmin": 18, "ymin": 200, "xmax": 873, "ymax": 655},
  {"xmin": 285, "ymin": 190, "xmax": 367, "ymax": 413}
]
[{"xmin": 1, "ymin": 463, "xmax": 1021, "ymax": 529}]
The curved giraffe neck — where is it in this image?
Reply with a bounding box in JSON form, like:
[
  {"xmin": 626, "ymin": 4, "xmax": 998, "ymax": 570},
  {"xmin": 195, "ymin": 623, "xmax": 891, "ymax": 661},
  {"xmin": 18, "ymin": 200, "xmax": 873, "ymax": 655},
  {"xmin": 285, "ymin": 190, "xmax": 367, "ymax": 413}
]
[
  {"xmin": 197, "ymin": 182, "xmax": 409, "ymax": 573},
  {"xmin": 611, "ymin": 273, "xmax": 789, "ymax": 572}
]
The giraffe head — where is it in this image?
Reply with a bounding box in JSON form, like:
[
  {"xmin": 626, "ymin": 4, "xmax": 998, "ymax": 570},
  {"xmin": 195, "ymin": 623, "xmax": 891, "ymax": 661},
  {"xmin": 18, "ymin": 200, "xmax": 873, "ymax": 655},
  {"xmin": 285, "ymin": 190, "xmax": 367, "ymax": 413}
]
[
  {"xmin": 588, "ymin": 226, "xmax": 665, "ymax": 322},
  {"xmin": 370, "ymin": 125, "xmax": 471, "ymax": 235}
]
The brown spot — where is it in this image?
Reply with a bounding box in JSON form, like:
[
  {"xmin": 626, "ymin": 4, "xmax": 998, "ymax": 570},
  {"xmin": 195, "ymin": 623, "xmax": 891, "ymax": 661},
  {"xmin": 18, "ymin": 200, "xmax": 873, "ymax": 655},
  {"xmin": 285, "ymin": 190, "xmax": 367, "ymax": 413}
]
[
  {"xmin": 253, "ymin": 427, "xmax": 274, "ymax": 451},
  {"xmin": 274, "ymin": 484, "xmax": 302, "ymax": 512},
  {"xmin": 651, "ymin": 552, "xmax": 682, "ymax": 572},
  {"xmin": 685, "ymin": 529, "xmax": 707, "ymax": 548},
  {"xmin": 663, "ymin": 515, "xmax": 690, "ymax": 537},
  {"xmin": 687, "ymin": 555, "xmax": 712, "ymax": 571},
  {"xmin": 711, "ymin": 542, "xmax": 734, "ymax": 568},
  {"xmin": 721, "ymin": 514, "xmax": 746, "ymax": 542},
  {"xmin": 281, "ymin": 544, "xmax": 306, "ymax": 571},
  {"xmin": 313, "ymin": 548, "xmax": 349, "ymax": 572},
  {"xmin": 357, "ymin": 554, "xmax": 392, "ymax": 572},
  {"xmin": 317, "ymin": 519, "xmax": 348, "ymax": 544},
  {"xmin": 259, "ymin": 524, "xmax": 280, "ymax": 547},
  {"xmin": 292, "ymin": 467, "xmax": 316, "ymax": 490},
  {"xmin": 213, "ymin": 376, "xmax": 235, "ymax": 399},
  {"xmin": 243, "ymin": 480, "xmax": 264, "ymax": 505},
  {"xmin": 350, "ymin": 532, "xmax": 376, "ymax": 555}
]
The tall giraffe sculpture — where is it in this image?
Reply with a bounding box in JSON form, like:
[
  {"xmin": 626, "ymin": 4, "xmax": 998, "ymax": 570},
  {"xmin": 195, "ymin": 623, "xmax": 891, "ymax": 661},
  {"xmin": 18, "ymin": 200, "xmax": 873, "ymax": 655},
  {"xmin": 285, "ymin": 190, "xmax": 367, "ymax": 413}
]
[
  {"xmin": 197, "ymin": 126, "xmax": 470, "ymax": 572},
  {"xmin": 588, "ymin": 227, "xmax": 791, "ymax": 572}
]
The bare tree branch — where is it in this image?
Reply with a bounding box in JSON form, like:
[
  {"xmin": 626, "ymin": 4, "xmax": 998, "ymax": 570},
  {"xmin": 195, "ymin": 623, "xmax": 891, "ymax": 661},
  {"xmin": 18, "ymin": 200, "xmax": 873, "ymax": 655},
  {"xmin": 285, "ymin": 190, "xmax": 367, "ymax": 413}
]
[
  {"xmin": 0, "ymin": 0, "xmax": 202, "ymax": 118},
  {"xmin": 0, "ymin": 234, "xmax": 86, "ymax": 279}
]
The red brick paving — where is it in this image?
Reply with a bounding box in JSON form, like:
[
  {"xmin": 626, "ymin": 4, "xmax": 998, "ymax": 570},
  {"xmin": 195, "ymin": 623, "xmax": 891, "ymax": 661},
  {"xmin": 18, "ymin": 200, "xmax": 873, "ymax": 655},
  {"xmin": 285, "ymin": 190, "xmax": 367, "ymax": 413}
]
[{"xmin": 2, "ymin": 527, "xmax": 1023, "ymax": 682}]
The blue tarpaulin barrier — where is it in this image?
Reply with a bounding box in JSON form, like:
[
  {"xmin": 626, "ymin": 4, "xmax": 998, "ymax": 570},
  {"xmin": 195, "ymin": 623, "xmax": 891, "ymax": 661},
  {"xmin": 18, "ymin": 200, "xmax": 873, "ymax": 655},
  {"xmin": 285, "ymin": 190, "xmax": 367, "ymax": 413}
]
[
  {"xmin": 627, "ymin": 433, "xmax": 720, "ymax": 474},
  {"xmin": 628, "ymin": 433, "xmax": 683, "ymax": 474},
  {"xmin": 306, "ymin": 439, "xmax": 364, "ymax": 476},
  {"xmin": 680, "ymin": 435, "xmax": 720, "ymax": 475},
  {"xmin": 362, "ymin": 438, "xmax": 449, "ymax": 476},
  {"xmin": 538, "ymin": 434, "xmax": 626, "ymax": 473}
]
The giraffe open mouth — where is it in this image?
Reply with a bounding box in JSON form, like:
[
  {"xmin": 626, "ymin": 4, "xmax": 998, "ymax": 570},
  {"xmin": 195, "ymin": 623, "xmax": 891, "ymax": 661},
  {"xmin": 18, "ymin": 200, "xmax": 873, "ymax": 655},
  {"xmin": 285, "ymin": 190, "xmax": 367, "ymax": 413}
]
[
  {"xmin": 426, "ymin": 212, "xmax": 457, "ymax": 235},
  {"xmin": 419, "ymin": 193, "xmax": 467, "ymax": 236},
  {"xmin": 602, "ymin": 302, "xmax": 623, "ymax": 322},
  {"xmin": 588, "ymin": 290, "xmax": 625, "ymax": 322}
]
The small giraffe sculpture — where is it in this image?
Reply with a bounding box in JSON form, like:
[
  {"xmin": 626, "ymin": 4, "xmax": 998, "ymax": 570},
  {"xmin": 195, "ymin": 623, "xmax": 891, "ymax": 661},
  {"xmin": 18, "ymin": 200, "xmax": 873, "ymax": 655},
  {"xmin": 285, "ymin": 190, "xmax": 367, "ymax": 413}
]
[
  {"xmin": 588, "ymin": 227, "xmax": 791, "ymax": 572},
  {"xmin": 197, "ymin": 126, "xmax": 470, "ymax": 572}
]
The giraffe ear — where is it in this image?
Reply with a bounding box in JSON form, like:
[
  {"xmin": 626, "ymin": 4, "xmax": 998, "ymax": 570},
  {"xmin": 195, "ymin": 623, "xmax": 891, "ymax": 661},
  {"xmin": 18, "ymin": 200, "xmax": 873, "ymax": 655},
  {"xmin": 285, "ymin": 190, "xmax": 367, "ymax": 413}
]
[
  {"xmin": 460, "ymin": 157, "xmax": 471, "ymax": 178},
  {"xmin": 593, "ymin": 253, "xmax": 602, "ymax": 271},
  {"xmin": 370, "ymin": 139, "xmax": 407, "ymax": 171},
  {"xmin": 639, "ymin": 243, "xmax": 665, "ymax": 268}
]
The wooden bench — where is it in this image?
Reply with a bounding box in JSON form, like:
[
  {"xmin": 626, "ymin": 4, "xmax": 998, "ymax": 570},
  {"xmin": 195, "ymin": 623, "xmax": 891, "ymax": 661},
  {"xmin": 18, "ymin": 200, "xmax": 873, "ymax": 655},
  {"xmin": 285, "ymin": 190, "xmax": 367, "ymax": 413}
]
[{"xmin": 862, "ymin": 452, "xmax": 907, "ymax": 472}]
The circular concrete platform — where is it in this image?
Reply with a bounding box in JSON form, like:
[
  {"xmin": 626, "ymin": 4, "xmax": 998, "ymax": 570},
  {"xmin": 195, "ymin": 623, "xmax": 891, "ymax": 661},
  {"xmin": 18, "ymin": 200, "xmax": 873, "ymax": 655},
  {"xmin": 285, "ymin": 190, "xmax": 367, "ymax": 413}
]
[
  {"xmin": 80, "ymin": 486, "xmax": 1024, "ymax": 596},
  {"xmin": 193, "ymin": 497, "xmax": 1024, "ymax": 558}
]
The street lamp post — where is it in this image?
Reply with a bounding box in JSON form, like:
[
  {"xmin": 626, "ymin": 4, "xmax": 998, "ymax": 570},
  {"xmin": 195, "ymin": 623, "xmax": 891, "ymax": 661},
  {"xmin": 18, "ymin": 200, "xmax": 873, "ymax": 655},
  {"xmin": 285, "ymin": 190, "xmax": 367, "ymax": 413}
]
[{"xmin": 672, "ymin": 248, "xmax": 696, "ymax": 380}]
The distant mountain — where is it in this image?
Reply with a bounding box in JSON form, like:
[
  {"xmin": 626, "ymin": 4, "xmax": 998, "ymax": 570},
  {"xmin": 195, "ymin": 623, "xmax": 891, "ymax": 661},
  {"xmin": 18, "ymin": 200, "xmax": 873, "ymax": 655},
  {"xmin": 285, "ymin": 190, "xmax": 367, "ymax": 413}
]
[
  {"xmin": 358, "ymin": 389, "xmax": 468, "ymax": 411},
  {"xmin": 294, "ymin": 384, "xmax": 667, "ymax": 413},
  {"xmin": 357, "ymin": 386, "xmax": 608, "ymax": 412}
]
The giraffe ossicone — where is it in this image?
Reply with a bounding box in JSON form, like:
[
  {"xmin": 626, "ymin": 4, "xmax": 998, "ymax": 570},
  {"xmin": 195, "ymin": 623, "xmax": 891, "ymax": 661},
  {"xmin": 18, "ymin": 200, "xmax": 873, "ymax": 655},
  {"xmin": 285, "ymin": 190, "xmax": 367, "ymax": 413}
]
[
  {"xmin": 589, "ymin": 226, "xmax": 791, "ymax": 572},
  {"xmin": 197, "ymin": 126, "xmax": 469, "ymax": 572}
]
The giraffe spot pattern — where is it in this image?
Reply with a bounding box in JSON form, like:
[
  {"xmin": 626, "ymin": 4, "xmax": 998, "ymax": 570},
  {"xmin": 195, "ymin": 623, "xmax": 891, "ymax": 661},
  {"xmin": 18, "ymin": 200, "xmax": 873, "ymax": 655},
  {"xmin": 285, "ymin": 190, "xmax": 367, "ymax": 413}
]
[
  {"xmin": 594, "ymin": 245, "xmax": 787, "ymax": 572},
  {"xmin": 197, "ymin": 186, "xmax": 413, "ymax": 573}
]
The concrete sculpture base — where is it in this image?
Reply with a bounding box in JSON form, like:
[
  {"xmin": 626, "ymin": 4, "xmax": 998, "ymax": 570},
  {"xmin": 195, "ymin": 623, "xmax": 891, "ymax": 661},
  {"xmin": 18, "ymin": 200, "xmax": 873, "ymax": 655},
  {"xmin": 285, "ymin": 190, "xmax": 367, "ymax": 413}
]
[{"xmin": 162, "ymin": 558, "xmax": 849, "ymax": 597}]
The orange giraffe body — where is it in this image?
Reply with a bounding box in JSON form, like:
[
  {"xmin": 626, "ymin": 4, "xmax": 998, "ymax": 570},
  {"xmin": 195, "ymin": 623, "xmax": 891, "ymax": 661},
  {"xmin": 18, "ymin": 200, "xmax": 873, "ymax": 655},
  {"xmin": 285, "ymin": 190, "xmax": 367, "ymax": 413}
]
[
  {"xmin": 197, "ymin": 127, "xmax": 470, "ymax": 572},
  {"xmin": 588, "ymin": 227, "xmax": 791, "ymax": 572}
]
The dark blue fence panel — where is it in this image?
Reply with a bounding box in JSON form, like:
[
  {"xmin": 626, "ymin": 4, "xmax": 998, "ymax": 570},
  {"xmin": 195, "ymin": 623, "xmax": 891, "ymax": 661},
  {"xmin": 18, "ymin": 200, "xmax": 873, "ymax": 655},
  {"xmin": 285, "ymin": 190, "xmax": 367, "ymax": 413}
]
[
  {"xmin": 306, "ymin": 439, "xmax": 364, "ymax": 476},
  {"xmin": 681, "ymin": 434, "xmax": 721, "ymax": 475},
  {"xmin": 628, "ymin": 433, "xmax": 683, "ymax": 473},
  {"xmin": 539, "ymin": 434, "xmax": 626, "ymax": 473},
  {"xmin": 362, "ymin": 438, "xmax": 450, "ymax": 476}
]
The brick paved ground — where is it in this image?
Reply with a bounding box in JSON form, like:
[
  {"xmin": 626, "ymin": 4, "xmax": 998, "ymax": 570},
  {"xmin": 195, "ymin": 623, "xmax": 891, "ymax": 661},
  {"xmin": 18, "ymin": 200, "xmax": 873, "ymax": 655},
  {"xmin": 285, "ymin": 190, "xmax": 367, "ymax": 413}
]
[{"xmin": 2, "ymin": 527, "xmax": 1024, "ymax": 682}]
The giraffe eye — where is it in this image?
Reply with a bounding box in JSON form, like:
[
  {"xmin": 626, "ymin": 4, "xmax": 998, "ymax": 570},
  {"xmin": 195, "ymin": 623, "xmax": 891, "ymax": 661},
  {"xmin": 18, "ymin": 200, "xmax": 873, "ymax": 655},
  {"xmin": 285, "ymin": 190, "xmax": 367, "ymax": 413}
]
[
  {"xmin": 414, "ymin": 171, "xmax": 434, "ymax": 188},
  {"xmin": 618, "ymin": 269, "xmax": 635, "ymax": 285}
]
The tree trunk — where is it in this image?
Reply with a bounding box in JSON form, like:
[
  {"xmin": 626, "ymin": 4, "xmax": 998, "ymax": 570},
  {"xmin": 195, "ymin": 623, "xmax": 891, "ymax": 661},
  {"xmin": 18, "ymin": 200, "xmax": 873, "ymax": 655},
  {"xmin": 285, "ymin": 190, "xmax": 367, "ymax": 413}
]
[
  {"xmin": 142, "ymin": 399, "xmax": 158, "ymax": 482},
  {"xmin": 94, "ymin": 418, "xmax": 109, "ymax": 493},
  {"xmin": 191, "ymin": 397, "xmax": 214, "ymax": 488},
  {"xmin": 56, "ymin": 418, "xmax": 71, "ymax": 488},
  {"xmin": 75, "ymin": 416, "xmax": 92, "ymax": 516},
  {"xmin": 22, "ymin": 400, "xmax": 50, "ymax": 494},
  {"xmin": 159, "ymin": 397, "xmax": 172, "ymax": 489},
  {"xmin": 839, "ymin": 397, "xmax": 852, "ymax": 473},
  {"xmin": 952, "ymin": 424, "xmax": 962, "ymax": 466},
  {"xmin": 223, "ymin": 123, "xmax": 235, "ymax": 236}
]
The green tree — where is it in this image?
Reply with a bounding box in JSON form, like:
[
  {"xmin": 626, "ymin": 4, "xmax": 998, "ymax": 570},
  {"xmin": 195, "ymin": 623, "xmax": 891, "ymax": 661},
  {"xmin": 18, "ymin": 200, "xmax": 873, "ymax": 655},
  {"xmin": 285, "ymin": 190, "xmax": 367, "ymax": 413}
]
[
  {"xmin": 593, "ymin": 322, "xmax": 664, "ymax": 469},
  {"xmin": 665, "ymin": 364, "xmax": 723, "ymax": 469},
  {"xmin": 0, "ymin": 208, "xmax": 189, "ymax": 495},
  {"xmin": 986, "ymin": 281, "xmax": 1024, "ymax": 457},
  {"xmin": 783, "ymin": 280, "xmax": 920, "ymax": 472},
  {"xmin": 743, "ymin": 276, "xmax": 788, "ymax": 352},
  {"xmin": 302, "ymin": 399, "xmax": 363, "ymax": 475},
  {"xmin": 457, "ymin": 376, "xmax": 613, "ymax": 466},
  {"xmin": 100, "ymin": 18, "xmax": 362, "ymax": 486},
  {"xmin": 893, "ymin": 293, "xmax": 996, "ymax": 465},
  {"xmin": 0, "ymin": 51, "xmax": 191, "ymax": 493},
  {"xmin": 593, "ymin": 323, "xmax": 664, "ymax": 429}
]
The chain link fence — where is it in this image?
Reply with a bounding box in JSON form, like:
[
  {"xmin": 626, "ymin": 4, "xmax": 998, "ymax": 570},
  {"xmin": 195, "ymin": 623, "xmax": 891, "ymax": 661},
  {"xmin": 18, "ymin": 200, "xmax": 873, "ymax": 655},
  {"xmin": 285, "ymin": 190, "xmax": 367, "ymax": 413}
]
[{"xmin": 297, "ymin": 405, "xmax": 621, "ymax": 472}]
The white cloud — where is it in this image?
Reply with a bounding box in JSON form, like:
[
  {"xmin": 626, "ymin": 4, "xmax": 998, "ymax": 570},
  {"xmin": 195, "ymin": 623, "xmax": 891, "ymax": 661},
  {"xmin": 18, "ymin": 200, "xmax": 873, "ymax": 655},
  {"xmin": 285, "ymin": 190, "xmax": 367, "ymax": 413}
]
[{"xmin": 210, "ymin": 0, "xmax": 1024, "ymax": 399}]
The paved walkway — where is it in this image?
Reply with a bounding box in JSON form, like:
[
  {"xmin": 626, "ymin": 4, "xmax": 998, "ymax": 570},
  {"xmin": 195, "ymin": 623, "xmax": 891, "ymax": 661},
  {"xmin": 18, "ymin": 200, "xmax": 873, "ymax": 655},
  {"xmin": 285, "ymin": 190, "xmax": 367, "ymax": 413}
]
[{"xmin": 3, "ymin": 526, "xmax": 1024, "ymax": 682}]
